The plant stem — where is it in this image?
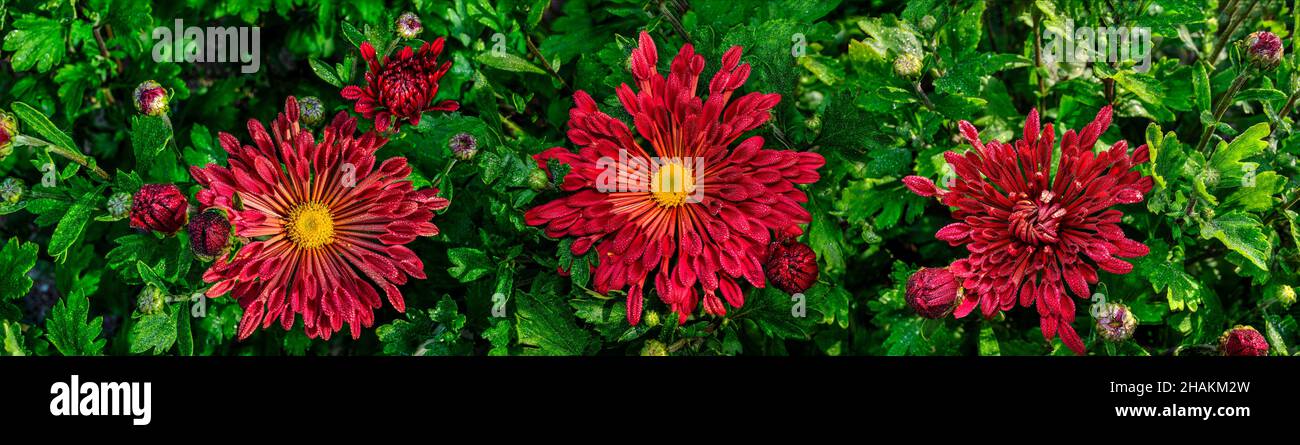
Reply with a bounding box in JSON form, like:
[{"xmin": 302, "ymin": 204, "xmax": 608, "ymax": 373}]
[
  {"xmin": 432, "ymin": 159, "xmax": 458, "ymax": 188},
  {"xmin": 1274, "ymin": 89, "xmax": 1299, "ymax": 131},
  {"xmin": 1206, "ymin": 0, "xmax": 1259, "ymax": 65},
  {"xmin": 18, "ymin": 135, "xmax": 110, "ymax": 180},
  {"xmin": 46, "ymin": 145, "xmax": 111, "ymax": 180},
  {"xmin": 1032, "ymin": 8, "xmax": 1046, "ymax": 112},
  {"xmin": 1194, "ymin": 70, "xmax": 1252, "ymax": 155},
  {"xmin": 525, "ymin": 35, "xmax": 570, "ymax": 92}
]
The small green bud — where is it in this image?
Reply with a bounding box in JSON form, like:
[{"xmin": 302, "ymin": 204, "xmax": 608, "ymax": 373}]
[
  {"xmin": 527, "ymin": 168, "xmax": 550, "ymax": 191},
  {"xmin": 640, "ymin": 340, "xmax": 668, "ymax": 356},
  {"xmin": 136, "ymin": 285, "xmax": 165, "ymax": 315},
  {"xmin": 0, "ymin": 178, "xmax": 24, "ymax": 204},
  {"xmin": 893, "ymin": 52, "xmax": 923, "ymax": 79},
  {"xmin": 107, "ymin": 192, "xmax": 133, "ymax": 219}
]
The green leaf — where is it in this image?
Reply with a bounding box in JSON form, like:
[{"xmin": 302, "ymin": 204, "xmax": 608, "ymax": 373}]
[
  {"xmin": 48, "ymin": 187, "xmax": 103, "ymax": 263},
  {"xmin": 1192, "ymin": 63, "xmax": 1210, "ymax": 114},
  {"xmin": 309, "ymin": 57, "xmax": 343, "ymax": 87},
  {"xmin": 11, "ymin": 102, "xmax": 78, "ymax": 150},
  {"xmin": 45, "ymin": 289, "xmax": 106, "ymax": 356},
  {"xmin": 475, "ymin": 52, "xmax": 547, "ymax": 75},
  {"xmin": 0, "ymin": 238, "xmax": 39, "ymax": 302},
  {"xmin": 1202, "ymin": 211, "xmax": 1272, "ymax": 271},
  {"xmin": 446, "ymin": 247, "xmax": 492, "ymax": 283},
  {"xmin": 2, "ymin": 15, "xmax": 66, "ymax": 73},
  {"xmin": 176, "ymin": 302, "xmax": 193, "ymax": 356},
  {"xmin": 1234, "ymin": 88, "xmax": 1288, "ymax": 103},
  {"xmin": 130, "ymin": 311, "xmax": 177, "ymax": 355},
  {"xmin": 515, "ymin": 291, "xmax": 594, "ymax": 355},
  {"xmin": 1222, "ymin": 171, "xmax": 1284, "ymax": 212},
  {"xmin": 978, "ymin": 323, "xmax": 1001, "ymax": 356},
  {"xmin": 1208, "ymin": 122, "xmax": 1270, "ymax": 189},
  {"xmin": 131, "ymin": 115, "xmax": 173, "ymax": 171}
]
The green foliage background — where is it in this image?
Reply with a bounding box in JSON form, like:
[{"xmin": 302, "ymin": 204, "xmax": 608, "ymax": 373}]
[{"xmin": 1, "ymin": 0, "xmax": 1298, "ymax": 356}]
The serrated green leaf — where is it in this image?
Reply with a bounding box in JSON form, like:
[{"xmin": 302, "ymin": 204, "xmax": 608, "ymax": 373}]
[
  {"xmin": 0, "ymin": 238, "xmax": 39, "ymax": 302},
  {"xmin": 46, "ymin": 289, "xmax": 105, "ymax": 356},
  {"xmin": 446, "ymin": 247, "xmax": 491, "ymax": 282},
  {"xmin": 130, "ymin": 311, "xmax": 177, "ymax": 355},
  {"xmin": 2, "ymin": 15, "xmax": 66, "ymax": 73},
  {"xmin": 515, "ymin": 291, "xmax": 594, "ymax": 355},
  {"xmin": 1203, "ymin": 211, "xmax": 1271, "ymax": 271}
]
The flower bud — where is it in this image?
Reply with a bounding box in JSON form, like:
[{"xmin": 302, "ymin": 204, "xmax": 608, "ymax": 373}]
[
  {"xmin": 298, "ymin": 96, "xmax": 325, "ymax": 127},
  {"xmin": 1219, "ymin": 325, "xmax": 1270, "ymax": 356},
  {"xmin": 130, "ymin": 183, "xmax": 189, "ymax": 234},
  {"xmin": 450, "ymin": 132, "xmax": 478, "ymax": 161},
  {"xmin": 643, "ymin": 309, "xmax": 661, "ymax": 328},
  {"xmin": 136, "ymin": 285, "xmax": 165, "ymax": 315},
  {"xmin": 640, "ymin": 340, "xmax": 668, "ymax": 356},
  {"xmin": 527, "ymin": 168, "xmax": 550, "ymax": 191},
  {"xmin": 188, "ymin": 209, "xmax": 232, "ymax": 260},
  {"xmin": 893, "ymin": 52, "xmax": 923, "ymax": 79},
  {"xmin": 0, "ymin": 110, "xmax": 17, "ymax": 160},
  {"xmin": 396, "ymin": 12, "xmax": 423, "ymax": 39},
  {"xmin": 906, "ymin": 267, "xmax": 959, "ymax": 318},
  {"xmin": 764, "ymin": 239, "xmax": 819, "ymax": 294},
  {"xmin": 133, "ymin": 80, "xmax": 169, "ymax": 116},
  {"xmin": 107, "ymin": 192, "xmax": 132, "ymax": 219},
  {"xmin": 1271, "ymin": 284, "xmax": 1295, "ymax": 307},
  {"xmin": 0, "ymin": 178, "xmax": 24, "ymax": 204},
  {"xmin": 1245, "ymin": 31, "xmax": 1283, "ymax": 71},
  {"xmin": 1094, "ymin": 303, "xmax": 1138, "ymax": 342}
]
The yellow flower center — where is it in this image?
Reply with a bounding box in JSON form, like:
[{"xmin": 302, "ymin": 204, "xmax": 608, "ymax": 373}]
[
  {"xmin": 650, "ymin": 162, "xmax": 697, "ymax": 208},
  {"xmin": 285, "ymin": 202, "xmax": 336, "ymax": 249}
]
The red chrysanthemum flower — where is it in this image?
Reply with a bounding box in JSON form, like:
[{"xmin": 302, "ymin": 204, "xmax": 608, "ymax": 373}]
[
  {"xmin": 903, "ymin": 106, "xmax": 1153, "ymax": 354},
  {"xmin": 525, "ymin": 32, "xmax": 824, "ymax": 325},
  {"xmin": 341, "ymin": 38, "xmax": 459, "ymax": 133},
  {"xmin": 190, "ymin": 96, "xmax": 449, "ymax": 340}
]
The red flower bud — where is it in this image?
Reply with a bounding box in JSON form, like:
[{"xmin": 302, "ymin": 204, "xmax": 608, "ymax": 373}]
[
  {"xmin": 188, "ymin": 209, "xmax": 232, "ymax": 259},
  {"xmin": 130, "ymin": 184, "xmax": 189, "ymax": 234},
  {"xmin": 133, "ymin": 80, "xmax": 169, "ymax": 116},
  {"xmin": 765, "ymin": 239, "xmax": 819, "ymax": 294},
  {"xmin": 906, "ymin": 267, "xmax": 959, "ymax": 318},
  {"xmin": 1246, "ymin": 31, "xmax": 1283, "ymax": 70},
  {"xmin": 396, "ymin": 12, "xmax": 423, "ymax": 39},
  {"xmin": 1219, "ymin": 325, "xmax": 1270, "ymax": 356}
]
